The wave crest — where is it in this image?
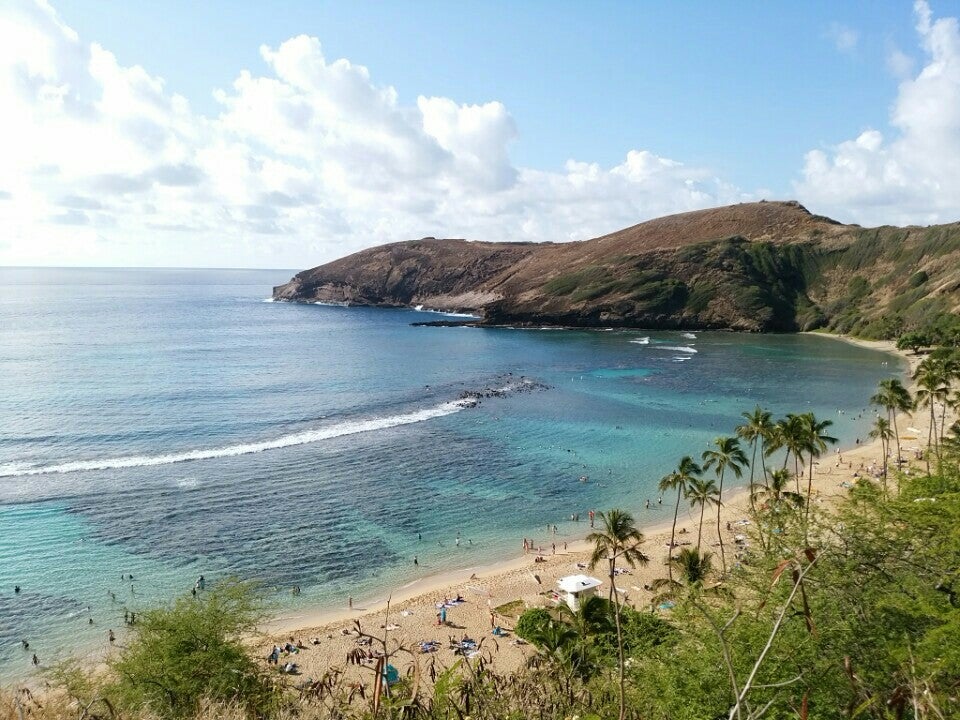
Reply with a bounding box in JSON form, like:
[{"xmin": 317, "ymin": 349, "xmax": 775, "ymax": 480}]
[{"xmin": 0, "ymin": 401, "xmax": 472, "ymax": 478}]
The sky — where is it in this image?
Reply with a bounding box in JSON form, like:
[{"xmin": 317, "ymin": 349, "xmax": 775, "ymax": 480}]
[{"xmin": 1, "ymin": 1, "xmax": 959, "ymax": 269}]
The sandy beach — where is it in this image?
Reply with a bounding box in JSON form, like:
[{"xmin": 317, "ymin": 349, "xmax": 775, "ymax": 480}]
[{"xmin": 256, "ymin": 334, "xmax": 944, "ymax": 684}]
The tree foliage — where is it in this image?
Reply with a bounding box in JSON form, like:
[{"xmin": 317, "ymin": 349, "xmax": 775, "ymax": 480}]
[{"xmin": 107, "ymin": 581, "xmax": 276, "ymax": 719}]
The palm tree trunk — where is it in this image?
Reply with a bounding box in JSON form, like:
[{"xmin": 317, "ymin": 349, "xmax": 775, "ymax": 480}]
[
  {"xmin": 748, "ymin": 440, "xmax": 757, "ymax": 512},
  {"xmin": 760, "ymin": 438, "xmax": 768, "ymax": 488},
  {"xmin": 804, "ymin": 453, "xmax": 814, "ymax": 536},
  {"xmin": 941, "ymin": 398, "xmax": 948, "ymax": 447},
  {"xmin": 882, "ymin": 437, "xmax": 888, "ymax": 493},
  {"xmin": 892, "ymin": 409, "xmax": 901, "ymax": 483},
  {"xmin": 668, "ymin": 490, "xmax": 680, "ymax": 583},
  {"xmin": 610, "ymin": 556, "xmax": 626, "ymax": 720},
  {"xmin": 697, "ymin": 503, "xmax": 705, "ymax": 553},
  {"xmin": 716, "ymin": 469, "xmax": 726, "ymax": 573}
]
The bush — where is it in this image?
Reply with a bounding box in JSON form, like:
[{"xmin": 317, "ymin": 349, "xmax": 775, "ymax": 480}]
[
  {"xmin": 107, "ymin": 581, "xmax": 277, "ymax": 719},
  {"xmin": 514, "ymin": 607, "xmax": 553, "ymax": 642}
]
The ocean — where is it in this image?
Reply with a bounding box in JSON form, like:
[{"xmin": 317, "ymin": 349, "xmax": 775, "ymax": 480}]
[{"xmin": 0, "ymin": 267, "xmax": 903, "ymax": 681}]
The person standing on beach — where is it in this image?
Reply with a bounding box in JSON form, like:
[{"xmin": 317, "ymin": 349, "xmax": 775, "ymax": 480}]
[
  {"xmin": 414, "ymin": 556, "xmax": 418, "ymax": 566},
  {"xmin": 348, "ymin": 596, "xmax": 353, "ymax": 609},
  {"xmin": 589, "ymin": 510, "xmax": 595, "ymax": 527}
]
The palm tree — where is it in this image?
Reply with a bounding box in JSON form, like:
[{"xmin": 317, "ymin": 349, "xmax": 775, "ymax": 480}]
[
  {"xmin": 685, "ymin": 476, "xmax": 720, "ymax": 554},
  {"xmin": 766, "ymin": 414, "xmax": 808, "ymax": 491},
  {"xmin": 554, "ymin": 594, "xmax": 614, "ymax": 640},
  {"xmin": 586, "ymin": 509, "xmax": 648, "ymax": 720},
  {"xmin": 869, "ymin": 416, "xmax": 894, "ymax": 492},
  {"xmin": 658, "ymin": 456, "xmax": 701, "ymax": 583},
  {"xmin": 752, "ymin": 468, "xmax": 803, "ymax": 547},
  {"xmin": 752, "ymin": 468, "xmax": 803, "ymax": 511},
  {"xmin": 937, "ymin": 354, "xmax": 960, "ymax": 442},
  {"xmin": 914, "ymin": 357, "xmax": 950, "ymax": 469},
  {"xmin": 545, "ymin": 595, "xmax": 613, "ymax": 680},
  {"xmin": 736, "ymin": 406, "xmax": 774, "ymax": 511},
  {"xmin": 800, "ymin": 413, "xmax": 837, "ymax": 529},
  {"xmin": 702, "ymin": 436, "xmax": 747, "ymax": 573},
  {"xmin": 871, "ymin": 378, "xmax": 913, "ymax": 471},
  {"xmin": 649, "ymin": 547, "xmax": 717, "ymax": 605}
]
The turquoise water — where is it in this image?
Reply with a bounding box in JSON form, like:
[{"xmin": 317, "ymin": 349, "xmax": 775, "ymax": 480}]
[{"xmin": 0, "ymin": 268, "xmax": 904, "ymax": 681}]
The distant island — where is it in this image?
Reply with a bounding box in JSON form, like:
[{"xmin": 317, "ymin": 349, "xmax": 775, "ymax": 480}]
[{"xmin": 274, "ymin": 201, "xmax": 960, "ymax": 338}]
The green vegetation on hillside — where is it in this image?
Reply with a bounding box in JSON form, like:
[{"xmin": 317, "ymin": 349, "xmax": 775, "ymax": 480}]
[{"xmin": 533, "ymin": 226, "xmax": 960, "ymax": 339}]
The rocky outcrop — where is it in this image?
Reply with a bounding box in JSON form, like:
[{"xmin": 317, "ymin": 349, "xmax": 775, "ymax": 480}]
[{"xmin": 274, "ymin": 201, "xmax": 960, "ymax": 335}]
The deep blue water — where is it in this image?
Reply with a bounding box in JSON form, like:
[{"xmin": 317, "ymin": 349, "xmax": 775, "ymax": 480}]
[{"xmin": 0, "ymin": 267, "xmax": 904, "ymax": 681}]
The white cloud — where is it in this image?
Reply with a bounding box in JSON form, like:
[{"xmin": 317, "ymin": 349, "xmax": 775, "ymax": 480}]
[
  {"xmin": 797, "ymin": 1, "xmax": 960, "ymax": 226},
  {"xmin": 887, "ymin": 47, "xmax": 916, "ymax": 79},
  {"xmin": 827, "ymin": 22, "xmax": 860, "ymax": 53},
  {"xmin": 0, "ymin": 0, "xmax": 750, "ymax": 268}
]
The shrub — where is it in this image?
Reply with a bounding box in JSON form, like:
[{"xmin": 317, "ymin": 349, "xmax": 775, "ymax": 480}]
[
  {"xmin": 514, "ymin": 607, "xmax": 553, "ymax": 642},
  {"xmin": 107, "ymin": 581, "xmax": 277, "ymax": 719}
]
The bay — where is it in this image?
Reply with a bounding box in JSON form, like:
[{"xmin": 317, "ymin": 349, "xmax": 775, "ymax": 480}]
[{"xmin": 0, "ymin": 267, "xmax": 902, "ymax": 680}]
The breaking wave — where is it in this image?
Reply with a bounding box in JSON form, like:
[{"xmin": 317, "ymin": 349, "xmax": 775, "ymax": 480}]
[{"xmin": 0, "ymin": 401, "xmax": 473, "ymax": 478}]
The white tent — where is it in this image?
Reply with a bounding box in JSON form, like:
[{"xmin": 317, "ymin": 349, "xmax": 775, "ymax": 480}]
[{"xmin": 557, "ymin": 574, "xmax": 603, "ymax": 611}]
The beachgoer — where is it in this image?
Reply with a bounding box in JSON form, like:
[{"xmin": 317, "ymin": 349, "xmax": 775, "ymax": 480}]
[
  {"xmin": 191, "ymin": 587, "xmax": 197, "ymax": 597},
  {"xmin": 88, "ymin": 617, "xmax": 93, "ymax": 625},
  {"xmin": 108, "ymin": 629, "xmax": 115, "ymax": 643},
  {"xmin": 645, "ymin": 499, "xmax": 650, "ymax": 509},
  {"xmin": 414, "ymin": 555, "xmax": 418, "ymax": 566},
  {"xmin": 32, "ymin": 654, "xmax": 39, "ymax": 666},
  {"xmin": 589, "ymin": 510, "xmax": 595, "ymax": 527},
  {"xmin": 21, "ymin": 640, "xmax": 28, "ymax": 650},
  {"xmin": 417, "ymin": 532, "xmax": 421, "ymax": 541},
  {"xmin": 130, "ymin": 613, "xmax": 135, "ymax": 624},
  {"xmin": 551, "ymin": 542, "xmax": 556, "ymax": 555},
  {"xmin": 348, "ymin": 596, "xmax": 353, "ymax": 609},
  {"xmin": 14, "ymin": 585, "xmax": 20, "ymax": 594}
]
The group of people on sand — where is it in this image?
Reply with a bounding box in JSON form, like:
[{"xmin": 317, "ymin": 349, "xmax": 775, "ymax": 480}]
[{"xmin": 267, "ymin": 638, "xmax": 306, "ymax": 674}]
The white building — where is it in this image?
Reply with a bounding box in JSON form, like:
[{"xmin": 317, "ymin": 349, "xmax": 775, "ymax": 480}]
[{"xmin": 557, "ymin": 574, "xmax": 603, "ymax": 611}]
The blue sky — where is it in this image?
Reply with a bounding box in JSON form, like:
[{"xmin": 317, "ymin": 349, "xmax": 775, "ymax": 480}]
[{"xmin": 2, "ymin": 1, "xmax": 960, "ymax": 267}]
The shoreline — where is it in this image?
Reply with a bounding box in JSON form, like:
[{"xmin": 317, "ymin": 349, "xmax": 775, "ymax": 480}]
[
  {"xmin": 3, "ymin": 332, "xmax": 922, "ymax": 688},
  {"xmin": 254, "ymin": 332, "xmax": 924, "ymax": 680},
  {"xmin": 268, "ymin": 332, "xmax": 906, "ymax": 632}
]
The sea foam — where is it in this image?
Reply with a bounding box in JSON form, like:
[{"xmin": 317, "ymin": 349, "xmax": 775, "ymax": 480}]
[
  {"xmin": 0, "ymin": 401, "xmax": 472, "ymax": 478},
  {"xmin": 659, "ymin": 346, "xmax": 698, "ymax": 354},
  {"xmin": 629, "ymin": 337, "xmax": 650, "ymax": 345}
]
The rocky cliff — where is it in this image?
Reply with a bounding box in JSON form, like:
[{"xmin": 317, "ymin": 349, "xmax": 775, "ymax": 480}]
[{"xmin": 273, "ymin": 201, "xmax": 960, "ymax": 335}]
